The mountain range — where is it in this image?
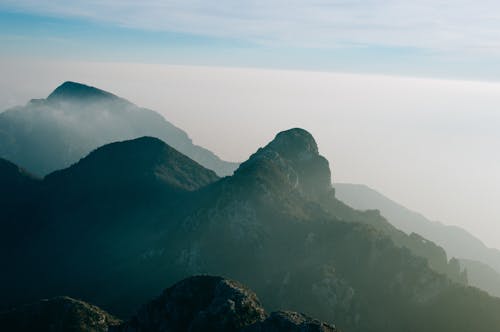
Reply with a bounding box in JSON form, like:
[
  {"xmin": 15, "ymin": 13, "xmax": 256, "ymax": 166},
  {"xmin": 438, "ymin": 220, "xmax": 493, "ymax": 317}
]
[
  {"xmin": 0, "ymin": 81, "xmax": 238, "ymax": 177},
  {"xmin": 2, "ymin": 82, "xmax": 500, "ymax": 332},
  {"xmin": 335, "ymin": 183, "xmax": 500, "ymax": 297},
  {"xmin": 0, "ymin": 276, "xmax": 337, "ymax": 332},
  {"xmin": 3, "ymin": 126, "xmax": 500, "ymax": 331}
]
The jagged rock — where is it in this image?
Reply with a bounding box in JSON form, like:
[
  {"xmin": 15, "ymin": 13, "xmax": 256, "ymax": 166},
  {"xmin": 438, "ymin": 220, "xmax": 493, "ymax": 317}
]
[
  {"xmin": 235, "ymin": 128, "xmax": 332, "ymax": 200},
  {"xmin": 113, "ymin": 276, "xmax": 267, "ymax": 332},
  {"xmin": 244, "ymin": 311, "xmax": 337, "ymax": 332},
  {"xmin": 0, "ymin": 296, "xmax": 121, "ymax": 332}
]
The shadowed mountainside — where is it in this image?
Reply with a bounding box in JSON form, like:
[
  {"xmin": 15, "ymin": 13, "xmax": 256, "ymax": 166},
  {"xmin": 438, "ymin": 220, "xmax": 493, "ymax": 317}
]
[
  {"xmin": 2, "ymin": 129, "xmax": 500, "ymax": 332},
  {"xmin": 0, "ymin": 296, "xmax": 121, "ymax": 332},
  {"xmin": 1, "ymin": 276, "xmax": 336, "ymax": 332}
]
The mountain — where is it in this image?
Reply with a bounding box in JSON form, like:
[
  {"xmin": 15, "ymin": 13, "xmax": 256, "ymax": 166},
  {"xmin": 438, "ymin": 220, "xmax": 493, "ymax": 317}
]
[
  {"xmin": 0, "ymin": 81, "xmax": 238, "ymax": 176},
  {"xmin": 459, "ymin": 259, "xmax": 500, "ymax": 298},
  {"xmin": 112, "ymin": 275, "xmax": 337, "ymax": 332},
  {"xmin": 334, "ymin": 183, "xmax": 500, "ymax": 295},
  {"xmin": 45, "ymin": 136, "xmax": 219, "ymax": 193},
  {"xmin": 1, "ymin": 276, "xmax": 336, "ymax": 332},
  {"xmin": 0, "ymin": 158, "xmax": 41, "ymax": 252},
  {"xmin": 0, "ymin": 296, "xmax": 121, "ymax": 332},
  {"xmin": 1, "ymin": 136, "xmax": 221, "ymax": 309},
  {"xmin": 3, "ymin": 129, "xmax": 500, "ymax": 332}
]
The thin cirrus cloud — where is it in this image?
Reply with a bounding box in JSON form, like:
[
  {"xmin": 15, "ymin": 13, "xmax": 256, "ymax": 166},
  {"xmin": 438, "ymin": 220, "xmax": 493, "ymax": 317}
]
[{"xmin": 2, "ymin": 0, "xmax": 500, "ymax": 54}]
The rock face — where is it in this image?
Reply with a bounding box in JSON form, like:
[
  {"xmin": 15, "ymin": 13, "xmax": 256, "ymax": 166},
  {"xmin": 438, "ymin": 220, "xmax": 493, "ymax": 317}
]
[
  {"xmin": 113, "ymin": 276, "xmax": 336, "ymax": 332},
  {"xmin": 0, "ymin": 296, "xmax": 121, "ymax": 332},
  {"xmin": 244, "ymin": 311, "xmax": 337, "ymax": 332},
  {"xmin": 235, "ymin": 128, "xmax": 332, "ymax": 200},
  {"xmin": 113, "ymin": 276, "xmax": 266, "ymax": 332}
]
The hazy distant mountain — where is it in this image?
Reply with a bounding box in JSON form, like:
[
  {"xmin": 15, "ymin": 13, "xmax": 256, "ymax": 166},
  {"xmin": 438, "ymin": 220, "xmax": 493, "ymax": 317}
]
[
  {"xmin": 3, "ymin": 129, "xmax": 500, "ymax": 332},
  {"xmin": 458, "ymin": 259, "xmax": 500, "ymax": 298},
  {"xmin": 0, "ymin": 81, "xmax": 238, "ymax": 176},
  {"xmin": 334, "ymin": 183, "xmax": 500, "ymax": 295}
]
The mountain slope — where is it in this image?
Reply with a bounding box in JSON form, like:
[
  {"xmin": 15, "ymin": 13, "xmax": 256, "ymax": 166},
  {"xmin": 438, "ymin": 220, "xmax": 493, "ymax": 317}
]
[
  {"xmin": 1, "ymin": 276, "xmax": 336, "ymax": 332},
  {"xmin": 459, "ymin": 259, "xmax": 500, "ymax": 298},
  {"xmin": 0, "ymin": 81, "xmax": 238, "ymax": 176},
  {"xmin": 0, "ymin": 158, "xmax": 41, "ymax": 251},
  {"xmin": 45, "ymin": 136, "xmax": 219, "ymax": 193},
  {"xmin": 1, "ymin": 137, "xmax": 220, "ymax": 309},
  {"xmin": 3, "ymin": 129, "xmax": 500, "ymax": 332},
  {"xmin": 0, "ymin": 296, "xmax": 121, "ymax": 332},
  {"xmin": 335, "ymin": 182, "xmax": 500, "ymax": 295}
]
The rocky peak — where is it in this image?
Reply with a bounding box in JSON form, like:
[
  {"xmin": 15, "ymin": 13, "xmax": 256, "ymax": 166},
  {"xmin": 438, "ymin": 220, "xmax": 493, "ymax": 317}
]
[
  {"xmin": 113, "ymin": 275, "xmax": 267, "ymax": 332},
  {"xmin": 112, "ymin": 276, "xmax": 337, "ymax": 332},
  {"xmin": 243, "ymin": 311, "xmax": 337, "ymax": 332},
  {"xmin": 47, "ymin": 81, "xmax": 120, "ymax": 103},
  {"xmin": 235, "ymin": 128, "xmax": 332, "ymax": 200},
  {"xmin": 265, "ymin": 128, "xmax": 319, "ymax": 162}
]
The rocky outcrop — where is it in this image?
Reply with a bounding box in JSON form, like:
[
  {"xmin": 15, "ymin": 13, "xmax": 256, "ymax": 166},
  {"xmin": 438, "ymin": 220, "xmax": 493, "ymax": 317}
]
[
  {"xmin": 0, "ymin": 296, "xmax": 121, "ymax": 332},
  {"xmin": 113, "ymin": 276, "xmax": 337, "ymax": 332},
  {"xmin": 234, "ymin": 128, "xmax": 332, "ymax": 200},
  {"xmin": 244, "ymin": 311, "xmax": 337, "ymax": 332}
]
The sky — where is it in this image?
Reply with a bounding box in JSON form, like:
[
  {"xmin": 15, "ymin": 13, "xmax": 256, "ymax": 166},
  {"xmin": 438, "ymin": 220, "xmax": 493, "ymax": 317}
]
[
  {"xmin": 2, "ymin": 1, "xmax": 500, "ymax": 80},
  {"xmin": 1, "ymin": 2, "xmax": 500, "ymax": 249}
]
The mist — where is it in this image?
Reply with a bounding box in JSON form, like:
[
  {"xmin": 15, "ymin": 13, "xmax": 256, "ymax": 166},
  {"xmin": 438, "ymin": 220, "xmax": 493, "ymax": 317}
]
[{"xmin": 1, "ymin": 58, "xmax": 500, "ymax": 249}]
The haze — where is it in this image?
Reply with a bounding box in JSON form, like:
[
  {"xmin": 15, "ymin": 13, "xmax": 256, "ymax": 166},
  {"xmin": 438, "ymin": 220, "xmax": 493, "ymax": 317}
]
[{"xmin": 1, "ymin": 58, "xmax": 499, "ymax": 249}]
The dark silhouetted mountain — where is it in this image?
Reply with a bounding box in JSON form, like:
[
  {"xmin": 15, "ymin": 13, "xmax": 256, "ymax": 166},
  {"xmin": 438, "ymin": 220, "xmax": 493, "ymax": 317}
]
[
  {"xmin": 3, "ymin": 129, "xmax": 500, "ymax": 332},
  {"xmin": 113, "ymin": 275, "xmax": 267, "ymax": 332},
  {"xmin": 112, "ymin": 276, "xmax": 337, "ymax": 332},
  {"xmin": 335, "ymin": 182, "xmax": 500, "ymax": 296},
  {"xmin": 0, "ymin": 296, "xmax": 121, "ymax": 332},
  {"xmin": 243, "ymin": 311, "xmax": 337, "ymax": 332},
  {"xmin": 2, "ymin": 276, "xmax": 335, "ymax": 332},
  {"xmin": 47, "ymin": 81, "xmax": 120, "ymax": 102},
  {"xmin": 45, "ymin": 136, "xmax": 219, "ymax": 193},
  {"xmin": 0, "ymin": 158, "xmax": 41, "ymax": 252},
  {"xmin": 0, "ymin": 81, "xmax": 238, "ymax": 176}
]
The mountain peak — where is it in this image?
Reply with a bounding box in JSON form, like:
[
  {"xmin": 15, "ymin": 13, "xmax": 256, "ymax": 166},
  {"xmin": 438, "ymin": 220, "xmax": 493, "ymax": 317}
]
[
  {"xmin": 235, "ymin": 128, "xmax": 332, "ymax": 199},
  {"xmin": 47, "ymin": 81, "xmax": 119, "ymax": 102},
  {"xmin": 266, "ymin": 128, "xmax": 319, "ymax": 161},
  {"xmin": 45, "ymin": 136, "xmax": 219, "ymax": 192}
]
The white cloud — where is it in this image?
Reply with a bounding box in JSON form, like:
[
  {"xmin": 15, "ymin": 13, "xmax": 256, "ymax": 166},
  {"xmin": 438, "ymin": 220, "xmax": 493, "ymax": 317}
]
[{"xmin": 3, "ymin": 0, "xmax": 500, "ymax": 53}]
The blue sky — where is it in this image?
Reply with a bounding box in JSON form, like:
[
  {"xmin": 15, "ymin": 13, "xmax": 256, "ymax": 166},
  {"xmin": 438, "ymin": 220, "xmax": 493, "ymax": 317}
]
[{"xmin": 2, "ymin": 1, "xmax": 500, "ymax": 80}]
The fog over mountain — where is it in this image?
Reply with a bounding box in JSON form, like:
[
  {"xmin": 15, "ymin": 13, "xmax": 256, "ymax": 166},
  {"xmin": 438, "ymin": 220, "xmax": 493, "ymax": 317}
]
[
  {"xmin": 0, "ymin": 81, "xmax": 238, "ymax": 177},
  {"xmin": 335, "ymin": 182, "xmax": 500, "ymax": 298},
  {"xmin": 1, "ymin": 60, "xmax": 499, "ymax": 250},
  {"xmin": 3, "ymin": 1, "xmax": 500, "ymax": 331}
]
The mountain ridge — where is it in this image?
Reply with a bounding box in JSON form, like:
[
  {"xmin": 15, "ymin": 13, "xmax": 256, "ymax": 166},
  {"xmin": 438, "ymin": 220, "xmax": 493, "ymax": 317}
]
[
  {"xmin": 334, "ymin": 182, "xmax": 500, "ymax": 296},
  {"xmin": 47, "ymin": 81, "xmax": 121, "ymax": 102},
  {"xmin": 0, "ymin": 81, "xmax": 238, "ymax": 177},
  {"xmin": 3, "ymin": 128, "xmax": 500, "ymax": 332}
]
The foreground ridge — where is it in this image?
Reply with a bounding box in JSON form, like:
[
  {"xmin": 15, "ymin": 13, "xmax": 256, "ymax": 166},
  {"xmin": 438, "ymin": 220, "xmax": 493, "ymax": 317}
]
[{"xmin": 0, "ymin": 276, "xmax": 337, "ymax": 332}]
